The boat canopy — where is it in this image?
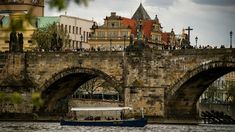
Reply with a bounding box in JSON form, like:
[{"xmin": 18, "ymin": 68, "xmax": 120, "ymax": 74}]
[{"xmin": 71, "ymin": 107, "xmax": 133, "ymax": 111}]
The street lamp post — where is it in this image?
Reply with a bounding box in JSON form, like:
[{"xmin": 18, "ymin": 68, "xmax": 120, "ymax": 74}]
[
  {"xmin": 195, "ymin": 36, "xmax": 198, "ymax": 48},
  {"xmin": 124, "ymin": 35, "xmax": 126, "ymax": 51},
  {"xmin": 80, "ymin": 35, "xmax": 83, "ymax": 51},
  {"xmin": 230, "ymin": 31, "xmax": 233, "ymax": 48}
]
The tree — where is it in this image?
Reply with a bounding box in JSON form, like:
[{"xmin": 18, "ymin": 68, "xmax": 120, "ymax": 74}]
[
  {"xmin": 10, "ymin": 92, "xmax": 23, "ymax": 112},
  {"xmin": 10, "ymin": 92, "xmax": 23, "ymax": 105},
  {"xmin": 32, "ymin": 23, "xmax": 69, "ymax": 51},
  {"xmin": 226, "ymin": 82, "xmax": 235, "ymax": 105},
  {"xmin": 47, "ymin": 0, "xmax": 90, "ymax": 11},
  {"xmin": 73, "ymin": 77, "xmax": 118, "ymax": 99},
  {"xmin": 31, "ymin": 92, "xmax": 43, "ymax": 111},
  {"xmin": 206, "ymin": 85, "xmax": 217, "ymax": 103},
  {"xmin": 79, "ymin": 78, "xmax": 106, "ymax": 99}
]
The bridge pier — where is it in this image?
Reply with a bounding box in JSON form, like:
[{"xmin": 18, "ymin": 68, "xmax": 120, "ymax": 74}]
[{"xmin": 163, "ymin": 99, "xmax": 201, "ymax": 124}]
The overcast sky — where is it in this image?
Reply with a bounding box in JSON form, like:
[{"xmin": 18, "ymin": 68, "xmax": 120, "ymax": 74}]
[{"xmin": 45, "ymin": 0, "xmax": 235, "ymax": 47}]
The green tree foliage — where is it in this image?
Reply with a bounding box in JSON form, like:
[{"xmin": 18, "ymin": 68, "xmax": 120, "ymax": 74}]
[
  {"xmin": 227, "ymin": 83, "xmax": 235, "ymax": 105},
  {"xmin": 0, "ymin": 92, "xmax": 22, "ymax": 112},
  {"xmin": 0, "ymin": 92, "xmax": 22, "ymax": 105},
  {"xmin": 10, "ymin": 92, "xmax": 23, "ymax": 104},
  {"xmin": 47, "ymin": 0, "xmax": 90, "ymax": 11},
  {"xmin": 31, "ymin": 92, "xmax": 43, "ymax": 110},
  {"xmin": 32, "ymin": 23, "xmax": 69, "ymax": 51},
  {"xmin": 206, "ymin": 85, "xmax": 217, "ymax": 102}
]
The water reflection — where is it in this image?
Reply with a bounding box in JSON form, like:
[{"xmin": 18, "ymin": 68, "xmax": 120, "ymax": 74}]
[{"xmin": 0, "ymin": 122, "xmax": 235, "ymax": 132}]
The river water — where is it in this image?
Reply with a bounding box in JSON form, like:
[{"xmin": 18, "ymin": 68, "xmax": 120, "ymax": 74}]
[{"xmin": 1, "ymin": 122, "xmax": 235, "ymax": 132}]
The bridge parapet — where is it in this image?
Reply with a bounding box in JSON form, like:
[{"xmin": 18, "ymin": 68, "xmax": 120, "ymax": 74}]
[{"xmin": 170, "ymin": 48, "xmax": 235, "ymax": 55}]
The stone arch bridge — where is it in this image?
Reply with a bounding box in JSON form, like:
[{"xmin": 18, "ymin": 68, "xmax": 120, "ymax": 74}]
[{"xmin": 0, "ymin": 49, "xmax": 235, "ymax": 120}]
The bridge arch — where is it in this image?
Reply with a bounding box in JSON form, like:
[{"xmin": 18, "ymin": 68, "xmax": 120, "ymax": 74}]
[
  {"xmin": 39, "ymin": 67, "xmax": 122, "ymax": 112},
  {"xmin": 166, "ymin": 60, "xmax": 235, "ymax": 119}
]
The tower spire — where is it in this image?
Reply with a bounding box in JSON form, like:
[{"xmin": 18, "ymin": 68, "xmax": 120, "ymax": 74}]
[{"xmin": 132, "ymin": 3, "xmax": 151, "ymax": 20}]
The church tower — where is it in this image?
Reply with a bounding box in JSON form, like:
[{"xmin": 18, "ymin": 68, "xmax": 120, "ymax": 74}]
[
  {"xmin": 132, "ymin": 3, "xmax": 151, "ymax": 20},
  {"xmin": 0, "ymin": 0, "xmax": 44, "ymax": 16}
]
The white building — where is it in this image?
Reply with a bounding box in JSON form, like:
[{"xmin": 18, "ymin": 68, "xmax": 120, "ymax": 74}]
[
  {"xmin": 36, "ymin": 15, "xmax": 95, "ymax": 51},
  {"xmin": 59, "ymin": 15, "xmax": 94, "ymax": 50}
]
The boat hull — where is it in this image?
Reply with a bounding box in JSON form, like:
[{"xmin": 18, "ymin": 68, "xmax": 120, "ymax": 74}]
[{"xmin": 60, "ymin": 118, "xmax": 147, "ymax": 127}]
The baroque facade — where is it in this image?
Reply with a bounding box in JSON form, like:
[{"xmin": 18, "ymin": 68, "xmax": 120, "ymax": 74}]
[
  {"xmin": 89, "ymin": 12, "xmax": 131, "ymax": 51},
  {"xmin": 89, "ymin": 3, "xmax": 181, "ymax": 50},
  {"xmin": 200, "ymin": 72, "xmax": 235, "ymax": 105},
  {"xmin": 0, "ymin": 0, "xmax": 44, "ymax": 16},
  {"xmin": 89, "ymin": 3, "xmax": 164, "ymax": 50},
  {"xmin": 0, "ymin": 13, "xmax": 36, "ymax": 51},
  {"xmin": 0, "ymin": 0, "xmax": 44, "ymax": 52}
]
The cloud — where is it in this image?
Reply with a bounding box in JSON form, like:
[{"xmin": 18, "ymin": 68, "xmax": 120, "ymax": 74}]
[
  {"xmin": 45, "ymin": 0, "xmax": 140, "ymax": 24},
  {"xmin": 44, "ymin": 0, "xmax": 235, "ymax": 47},
  {"xmin": 191, "ymin": 0, "xmax": 235, "ymax": 6},
  {"xmin": 144, "ymin": 0, "xmax": 176, "ymax": 7}
]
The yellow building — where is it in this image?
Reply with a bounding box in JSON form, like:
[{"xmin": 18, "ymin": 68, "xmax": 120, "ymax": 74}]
[
  {"xmin": 89, "ymin": 12, "xmax": 131, "ymax": 51},
  {"xmin": 0, "ymin": 13, "xmax": 36, "ymax": 51},
  {"xmin": 0, "ymin": 0, "xmax": 44, "ymax": 17},
  {"xmin": 0, "ymin": 0, "xmax": 44, "ymax": 52},
  {"xmin": 224, "ymin": 72, "xmax": 235, "ymax": 82}
]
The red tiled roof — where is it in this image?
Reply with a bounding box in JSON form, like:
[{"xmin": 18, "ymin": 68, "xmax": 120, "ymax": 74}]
[
  {"xmin": 142, "ymin": 20, "xmax": 155, "ymax": 38},
  {"xmin": 162, "ymin": 32, "xmax": 171, "ymax": 44},
  {"xmin": 122, "ymin": 17, "xmax": 136, "ymax": 35},
  {"xmin": 122, "ymin": 18, "xmax": 158, "ymax": 39}
]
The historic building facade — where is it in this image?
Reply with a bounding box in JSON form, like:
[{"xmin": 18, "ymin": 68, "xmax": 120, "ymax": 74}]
[
  {"xmin": 0, "ymin": 0, "xmax": 44, "ymax": 51},
  {"xmin": 89, "ymin": 3, "xmax": 179, "ymax": 50},
  {"xmin": 0, "ymin": 13, "xmax": 36, "ymax": 51},
  {"xmin": 0, "ymin": 14, "xmax": 94, "ymax": 52},
  {"xmin": 89, "ymin": 12, "xmax": 131, "ymax": 51},
  {"xmin": 0, "ymin": 0, "xmax": 44, "ymax": 16},
  {"xmin": 36, "ymin": 15, "xmax": 94, "ymax": 50},
  {"xmin": 200, "ymin": 71, "xmax": 235, "ymax": 106},
  {"xmin": 224, "ymin": 72, "xmax": 235, "ymax": 82},
  {"xmin": 59, "ymin": 15, "xmax": 94, "ymax": 50},
  {"xmin": 131, "ymin": 4, "xmax": 163, "ymax": 48}
]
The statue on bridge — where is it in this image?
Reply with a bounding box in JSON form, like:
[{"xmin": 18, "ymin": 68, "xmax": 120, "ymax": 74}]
[
  {"xmin": 9, "ymin": 31, "xmax": 17, "ymax": 52},
  {"xmin": 18, "ymin": 33, "xmax": 24, "ymax": 52},
  {"xmin": 9, "ymin": 31, "xmax": 24, "ymax": 53},
  {"xmin": 51, "ymin": 32, "xmax": 62, "ymax": 51}
]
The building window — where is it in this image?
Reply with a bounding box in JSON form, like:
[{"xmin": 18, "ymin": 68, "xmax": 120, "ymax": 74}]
[
  {"xmin": 121, "ymin": 31, "xmax": 128, "ymax": 37},
  {"xmin": 60, "ymin": 24, "xmax": 63, "ymax": 30},
  {"xmin": 76, "ymin": 27, "xmax": 78, "ymax": 34},
  {"xmin": 79, "ymin": 27, "xmax": 81, "ymax": 35},
  {"xmin": 65, "ymin": 25, "xmax": 67, "ymax": 32},
  {"xmin": 87, "ymin": 32, "xmax": 89, "ymax": 42},
  {"xmin": 76, "ymin": 41, "xmax": 79, "ymax": 49},
  {"xmin": 69, "ymin": 25, "xmax": 71, "ymax": 33},
  {"xmin": 69, "ymin": 39, "xmax": 71, "ymax": 48},
  {"xmin": 97, "ymin": 31, "xmax": 105, "ymax": 37},
  {"xmin": 73, "ymin": 26, "xmax": 75, "ymax": 34},
  {"xmin": 73, "ymin": 40, "xmax": 75, "ymax": 49},
  {"xmin": 108, "ymin": 32, "xmax": 118, "ymax": 38},
  {"xmin": 83, "ymin": 31, "xmax": 85, "ymax": 42}
]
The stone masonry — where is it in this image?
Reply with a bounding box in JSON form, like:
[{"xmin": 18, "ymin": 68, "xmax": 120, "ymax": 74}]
[{"xmin": 0, "ymin": 49, "xmax": 235, "ymax": 120}]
